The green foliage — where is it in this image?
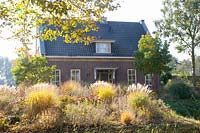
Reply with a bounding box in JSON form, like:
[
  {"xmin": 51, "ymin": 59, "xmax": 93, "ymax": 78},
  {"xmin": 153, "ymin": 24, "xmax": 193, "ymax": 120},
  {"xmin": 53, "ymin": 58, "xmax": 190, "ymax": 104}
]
[
  {"xmin": 12, "ymin": 56, "xmax": 55, "ymax": 86},
  {"xmin": 156, "ymin": 0, "xmax": 200, "ymax": 86},
  {"xmin": 0, "ymin": 118, "xmax": 9, "ymax": 131},
  {"xmin": 160, "ymin": 72, "xmax": 172, "ymax": 85},
  {"xmin": 134, "ymin": 33, "xmax": 171, "ymax": 75},
  {"xmin": 168, "ymin": 82, "xmax": 193, "ymax": 99},
  {"xmin": 176, "ymin": 59, "xmax": 192, "ymax": 76},
  {"xmin": 165, "ymin": 99, "xmax": 200, "ymax": 120}
]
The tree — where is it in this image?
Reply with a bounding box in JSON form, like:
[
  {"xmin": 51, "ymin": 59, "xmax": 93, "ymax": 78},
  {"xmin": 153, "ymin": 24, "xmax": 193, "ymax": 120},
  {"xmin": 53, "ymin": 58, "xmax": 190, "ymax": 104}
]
[
  {"xmin": 176, "ymin": 59, "xmax": 192, "ymax": 76},
  {"xmin": 0, "ymin": 0, "xmax": 119, "ymax": 55},
  {"xmin": 0, "ymin": 56, "xmax": 15, "ymax": 86},
  {"xmin": 196, "ymin": 56, "xmax": 200, "ymax": 76},
  {"xmin": 12, "ymin": 56, "xmax": 55, "ymax": 86},
  {"xmin": 155, "ymin": 0, "xmax": 200, "ymax": 86},
  {"xmin": 134, "ymin": 33, "xmax": 171, "ymax": 75},
  {"xmin": 174, "ymin": 56, "xmax": 200, "ymax": 77}
]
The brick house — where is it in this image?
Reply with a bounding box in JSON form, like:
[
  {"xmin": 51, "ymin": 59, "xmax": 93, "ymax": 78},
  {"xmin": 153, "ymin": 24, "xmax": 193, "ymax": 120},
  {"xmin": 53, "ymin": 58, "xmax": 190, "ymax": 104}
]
[{"xmin": 40, "ymin": 20, "xmax": 160, "ymax": 89}]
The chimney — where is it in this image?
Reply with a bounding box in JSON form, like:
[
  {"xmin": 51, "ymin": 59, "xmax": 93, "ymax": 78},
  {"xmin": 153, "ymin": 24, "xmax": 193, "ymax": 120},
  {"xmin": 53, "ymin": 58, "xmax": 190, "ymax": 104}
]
[
  {"xmin": 140, "ymin": 20, "xmax": 149, "ymax": 33},
  {"xmin": 101, "ymin": 17, "xmax": 108, "ymax": 24}
]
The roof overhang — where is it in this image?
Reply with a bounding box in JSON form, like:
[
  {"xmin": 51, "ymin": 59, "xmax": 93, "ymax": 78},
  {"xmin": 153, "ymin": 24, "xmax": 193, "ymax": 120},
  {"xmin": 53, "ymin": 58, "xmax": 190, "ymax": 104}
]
[
  {"xmin": 95, "ymin": 67, "xmax": 118, "ymax": 70},
  {"xmin": 92, "ymin": 39, "xmax": 115, "ymax": 43},
  {"xmin": 46, "ymin": 56, "xmax": 134, "ymax": 59}
]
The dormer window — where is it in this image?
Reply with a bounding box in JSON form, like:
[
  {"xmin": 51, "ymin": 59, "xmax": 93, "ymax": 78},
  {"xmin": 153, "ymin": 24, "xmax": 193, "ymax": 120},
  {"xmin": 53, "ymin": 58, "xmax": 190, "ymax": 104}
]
[
  {"xmin": 94, "ymin": 40, "xmax": 115, "ymax": 54},
  {"xmin": 96, "ymin": 43, "xmax": 111, "ymax": 53}
]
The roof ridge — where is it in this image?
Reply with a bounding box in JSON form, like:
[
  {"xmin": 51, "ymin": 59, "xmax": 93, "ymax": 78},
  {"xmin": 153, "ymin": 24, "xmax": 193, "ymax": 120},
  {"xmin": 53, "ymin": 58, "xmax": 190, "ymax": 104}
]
[{"xmin": 107, "ymin": 21, "xmax": 140, "ymax": 24}]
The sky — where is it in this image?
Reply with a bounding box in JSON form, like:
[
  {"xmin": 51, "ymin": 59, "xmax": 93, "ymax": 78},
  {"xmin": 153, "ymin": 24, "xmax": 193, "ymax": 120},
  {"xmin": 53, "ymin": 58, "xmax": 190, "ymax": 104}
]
[{"xmin": 0, "ymin": 0, "xmax": 193, "ymax": 61}]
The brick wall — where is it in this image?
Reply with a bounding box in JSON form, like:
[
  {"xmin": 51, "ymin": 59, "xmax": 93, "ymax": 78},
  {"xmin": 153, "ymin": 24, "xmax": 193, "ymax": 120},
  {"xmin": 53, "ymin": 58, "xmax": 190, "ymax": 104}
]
[{"xmin": 47, "ymin": 58, "xmax": 159, "ymax": 89}]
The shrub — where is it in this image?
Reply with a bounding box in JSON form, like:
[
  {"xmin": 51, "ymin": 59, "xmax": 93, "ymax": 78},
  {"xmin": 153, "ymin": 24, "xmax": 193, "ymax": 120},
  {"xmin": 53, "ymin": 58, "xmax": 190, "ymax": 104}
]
[
  {"xmin": 121, "ymin": 112, "xmax": 133, "ymax": 125},
  {"xmin": 25, "ymin": 83, "xmax": 58, "ymax": 117},
  {"xmin": 127, "ymin": 83, "xmax": 152, "ymax": 95},
  {"xmin": 12, "ymin": 56, "xmax": 55, "ymax": 86},
  {"xmin": 168, "ymin": 82, "xmax": 193, "ymax": 99},
  {"xmin": 160, "ymin": 72, "xmax": 172, "ymax": 85},
  {"xmin": 90, "ymin": 81, "xmax": 116, "ymax": 102}
]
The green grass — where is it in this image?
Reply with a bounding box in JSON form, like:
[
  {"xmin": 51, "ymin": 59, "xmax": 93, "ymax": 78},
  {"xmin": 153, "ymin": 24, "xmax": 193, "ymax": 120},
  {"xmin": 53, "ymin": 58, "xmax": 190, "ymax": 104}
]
[
  {"xmin": 159, "ymin": 80, "xmax": 200, "ymax": 121},
  {"xmin": 164, "ymin": 98, "xmax": 200, "ymax": 120}
]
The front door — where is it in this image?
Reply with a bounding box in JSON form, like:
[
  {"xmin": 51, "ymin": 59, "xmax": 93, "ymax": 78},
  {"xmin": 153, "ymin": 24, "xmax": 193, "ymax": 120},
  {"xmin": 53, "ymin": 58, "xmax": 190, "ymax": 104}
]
[{"xmin": 96, "ymin": 69, "xmax": 115, "ymax": 83}]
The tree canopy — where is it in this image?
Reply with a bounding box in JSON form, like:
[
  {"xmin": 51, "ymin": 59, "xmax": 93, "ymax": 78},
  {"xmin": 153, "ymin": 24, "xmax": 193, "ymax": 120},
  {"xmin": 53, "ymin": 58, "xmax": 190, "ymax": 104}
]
[
  {"xmin": 0, "ymin": 0, "xmax": 119, "ymax": 55},
  {"xmin": 134, "ymin": 33, "xmax": 171, "ymax": 75},
  {"xmin": 155, "ymin": 0, "xmax": 200, "ymax": 86}
]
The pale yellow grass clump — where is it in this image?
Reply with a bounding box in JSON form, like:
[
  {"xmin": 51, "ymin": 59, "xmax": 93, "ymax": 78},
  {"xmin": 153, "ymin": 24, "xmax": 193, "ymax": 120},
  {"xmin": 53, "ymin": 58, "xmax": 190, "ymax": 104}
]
[
  {"xmin": 61, "ymin": 80, "xmax": 81, "ymax": 95},
  {"xmin": 0, "ymin": 85, "xmax": 16, "ymax": 110},
  {"xmin": 128, "ymin": 91, "xmax": 150, "ymax": 110},
  {"xmin": 25, "ymin": 83, "xmax": 58, "ymax": 116},
  {"xmin": 127, "ymin": 83, "xmax": 152, "ymax": 95},
  {"xmin": 90, "ymin": 81, "xmax": 116, "ymax": 102}
]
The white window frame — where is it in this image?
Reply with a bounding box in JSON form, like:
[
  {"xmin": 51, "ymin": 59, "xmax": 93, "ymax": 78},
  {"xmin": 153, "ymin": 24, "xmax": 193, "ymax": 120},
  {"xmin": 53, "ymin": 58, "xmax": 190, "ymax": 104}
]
[
  {"xmin": 145, "ymin": 74, "xmax": 153, "ymax": 86},
  {"xmin": 127, "ymin": 69, "xmax": 137, "ymax": 85},
  {"xmin": 96, "ymin": 43, "xmax": 111, "ymax": 54},
  {"xmin": 71, "ymin": 69, "xmax": 81, "ymax": 81},
  {"xmin": 52, "ymin": 69, "xmax": 61, "ymax": 86}
]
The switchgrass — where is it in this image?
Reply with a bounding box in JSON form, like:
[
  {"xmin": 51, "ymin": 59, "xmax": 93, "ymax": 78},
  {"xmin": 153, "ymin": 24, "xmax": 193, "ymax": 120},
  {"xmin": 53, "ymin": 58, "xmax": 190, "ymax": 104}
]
[
  {"xmin": 63, "ymin": 103, "xmax": 107, "ymax": 126},
  {"xmin": 61, "ymin": 80, "xmax": 81, "ymax": 95},
  {"xmin": 0, "ymin": 85, "xmax": 16, "ymax": 111},
  {"xmin": 25, "ymin": 83, "xmax": 58, "ymax": 117},
  {"xmin": 32, "ymin": 107, "xmax": 63, "ymax": 130},
  {"xmin": 128, "ymin": 91, "xmax": 151, "ymax": 110},
  {"xmin": 91, "ymin": 81, "xmax": 116, "ymax": 103}
]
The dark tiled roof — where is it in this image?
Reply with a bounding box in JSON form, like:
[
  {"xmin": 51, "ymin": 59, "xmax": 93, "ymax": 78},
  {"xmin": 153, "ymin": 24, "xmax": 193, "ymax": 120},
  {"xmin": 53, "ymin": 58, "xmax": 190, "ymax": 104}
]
[{"xmin": 40, "ymin": 21, "xmax": 147, "ymax": 57}]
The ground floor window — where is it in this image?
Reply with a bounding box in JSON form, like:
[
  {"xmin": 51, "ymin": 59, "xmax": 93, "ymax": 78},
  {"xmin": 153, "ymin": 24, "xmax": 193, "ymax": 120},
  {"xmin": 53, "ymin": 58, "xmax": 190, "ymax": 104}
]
[
  {"xmin": 52, "ymin": 69, "xmax": 61, "ymax": 86},
  {"xmin": 96, "ymin": 69, "xmax": 115, "ymax": 83},
  {"xmin": 145, "ymin": 74, "xmax": 153, "ymax": 86},
  {"xmin": 127, "ymin": 69, "xmax": 137, "ymax": 84},
  {"xmin": 71, "ymin": 69, "xmax": 81, "ymax": 81}
]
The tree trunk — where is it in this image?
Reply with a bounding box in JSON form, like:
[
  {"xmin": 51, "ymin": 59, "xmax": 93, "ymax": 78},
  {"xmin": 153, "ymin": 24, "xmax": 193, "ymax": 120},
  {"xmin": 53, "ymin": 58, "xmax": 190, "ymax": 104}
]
[{"xmin": 191, "ymin": 44, "xmax": 196, "ymax": 87}]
